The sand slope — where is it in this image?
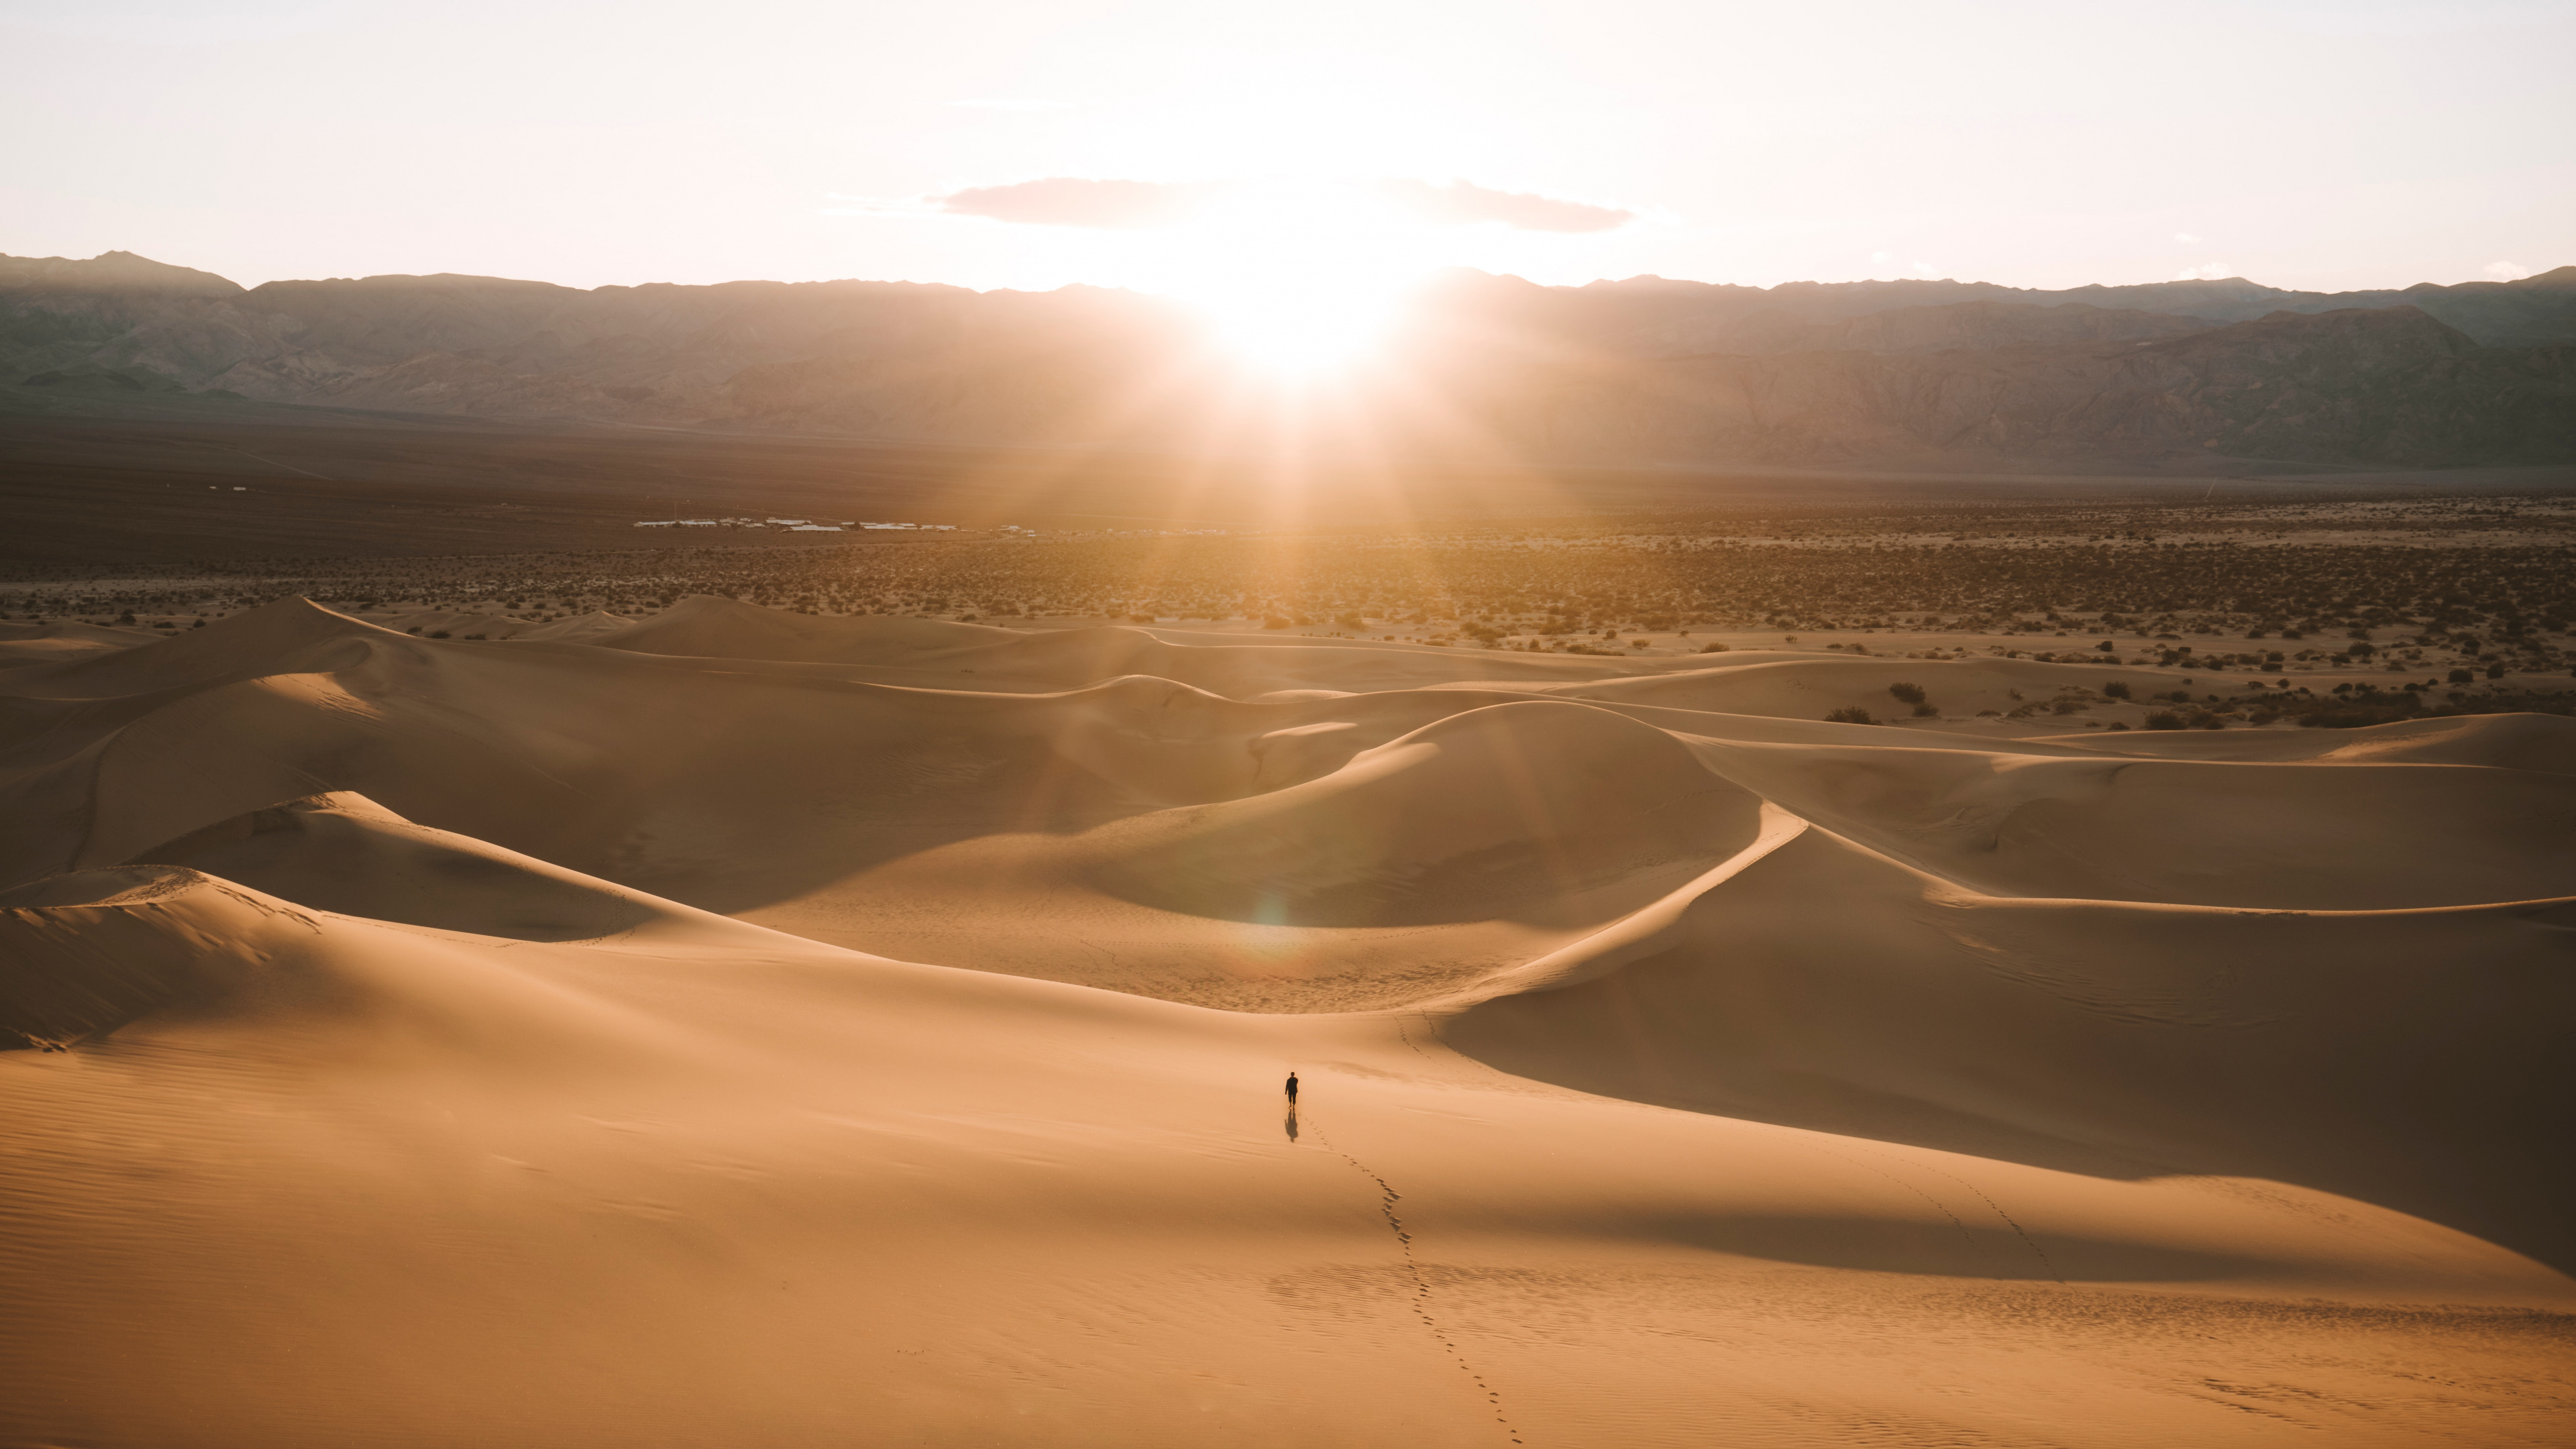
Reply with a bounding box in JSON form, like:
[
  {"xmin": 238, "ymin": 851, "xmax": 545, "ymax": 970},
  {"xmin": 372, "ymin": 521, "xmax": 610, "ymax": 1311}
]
[{"xmin": 3, "ymin": 598, "xmax": 2571, "ymax": 1448}]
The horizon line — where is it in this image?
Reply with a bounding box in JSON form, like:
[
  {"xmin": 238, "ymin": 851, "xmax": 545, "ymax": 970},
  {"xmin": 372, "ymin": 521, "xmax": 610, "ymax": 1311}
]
[{"xmin": 9, "ymin": 248, "xmax": 2570, "ymax": 303}]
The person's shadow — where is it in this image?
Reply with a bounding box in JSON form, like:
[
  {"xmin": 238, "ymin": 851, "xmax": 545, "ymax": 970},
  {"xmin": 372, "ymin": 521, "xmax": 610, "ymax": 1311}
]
[{"xmin": 1284, "ymin": 1106, "xmax": 1299, "ymax": 1143}]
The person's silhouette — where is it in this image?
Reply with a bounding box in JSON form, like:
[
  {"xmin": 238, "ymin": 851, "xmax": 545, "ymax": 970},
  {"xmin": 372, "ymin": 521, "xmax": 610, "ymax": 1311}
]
[{"xmin": 1285, "ymin": 1071, "xmax": 1299, "ymax": 1104}]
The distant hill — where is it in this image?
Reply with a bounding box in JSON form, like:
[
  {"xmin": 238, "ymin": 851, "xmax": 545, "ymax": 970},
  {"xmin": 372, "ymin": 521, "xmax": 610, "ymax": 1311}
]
[{"xmin": 2, "ymin": 251, "xmax": 2569, "ymax": 468}]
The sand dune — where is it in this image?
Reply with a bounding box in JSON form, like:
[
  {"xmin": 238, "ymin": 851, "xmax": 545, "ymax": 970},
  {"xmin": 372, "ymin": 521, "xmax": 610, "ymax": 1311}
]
[
  {"xmin": 598, "ymin": 594, "xmax": 1666, "ymax": 694},
  {"xmin": 4, "ymin": 597, "xmax": 2571, "ymax": 1447},
  {"xmin": 2051, "ymin": 708, "xmax": 2576, "ymax": 773},
  {"xmin": 0, "ymin": 618, "xmax": 160, "ymax": 669},
  {"xmin": 376, "ymin": 606, "xmax": 641, "ymax": 643}
]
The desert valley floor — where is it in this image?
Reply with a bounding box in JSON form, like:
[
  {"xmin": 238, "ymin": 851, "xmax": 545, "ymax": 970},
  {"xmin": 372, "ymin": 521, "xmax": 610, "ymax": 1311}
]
[{"xmin": 3, "ymin": 598, "xmax": 2571, "ymax": 1448}]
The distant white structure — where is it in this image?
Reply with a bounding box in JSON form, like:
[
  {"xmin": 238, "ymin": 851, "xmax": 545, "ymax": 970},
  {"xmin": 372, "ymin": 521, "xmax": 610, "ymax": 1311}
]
[
  {"xmin": 767, "ymin": 518, "xmax": 808, "ymax": 525},
  {"xmin": 788, "ymin": 524, "xmax": 842, "ymax": 531},
  {"xmin": 634, "ymin": 521, "xmax": 675, "ymax": 527},
  {"xmin": 680, "ymin": 519, "xmax": 718, "ymax": 527}
]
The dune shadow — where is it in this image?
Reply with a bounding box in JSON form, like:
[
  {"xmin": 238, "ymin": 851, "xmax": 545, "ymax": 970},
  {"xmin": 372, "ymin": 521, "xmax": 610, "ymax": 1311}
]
[
  {"xmin": 1619, "ymin": 1213, "xmax": 2270, "ymax": 1283},
  {"xmin": 1444, "ymin": 953, "xmax": 2576, "ymax": 1277}
]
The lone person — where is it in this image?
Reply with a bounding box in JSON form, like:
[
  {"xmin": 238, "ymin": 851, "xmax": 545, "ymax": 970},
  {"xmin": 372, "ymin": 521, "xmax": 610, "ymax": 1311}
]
[{"xmin": 1285, "ymin": 1071, "xmax": 1299, "ymax": 1105}]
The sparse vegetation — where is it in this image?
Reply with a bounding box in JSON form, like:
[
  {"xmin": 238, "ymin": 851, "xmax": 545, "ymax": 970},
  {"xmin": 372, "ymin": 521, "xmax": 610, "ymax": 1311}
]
[{"xmin": 9, "ymin": 495, "xmax": 2574, "ymax": 715}]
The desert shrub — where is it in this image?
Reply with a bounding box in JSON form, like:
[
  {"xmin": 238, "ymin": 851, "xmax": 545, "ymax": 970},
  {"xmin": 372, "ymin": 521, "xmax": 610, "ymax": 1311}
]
[
  {"xmin": 2487, "ymin": 663, "xmax": 2506, "ymax": 679},
  {"xmin": 1911, "ymin": 702, "xmax": 1939, "ymax": 717},
  {"xmin": 1698, "ymin": 641, "xmax": 1729, "ymax": 653},
  {"xmin": 1888, "ymin": 682, "xmax": 1927, "ymax": 704},
  {"xmin": 2051, "ymin": 698, "xmax": 2084, "ymax": 714},
  {"xmin": 2106, "ymin": 720, "xmax": 2131, "ymax": 731},
  {"xmin": 2144, "ymin": 710, "xmax": 2185, "ymax": 729},
  {"xmin": 2102, "ymin": 681, "xmax": 2131, "ymax": 699},
  {"xmin": 1825, "ymin": 706, "xmax": 1878, "ymax": 724},
  {"xmin": 428, "ymin": 629, "xmax": 451, "ymax": 638}
]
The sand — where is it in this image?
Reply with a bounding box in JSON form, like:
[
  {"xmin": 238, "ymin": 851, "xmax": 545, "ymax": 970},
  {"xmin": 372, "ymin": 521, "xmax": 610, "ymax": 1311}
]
[{"xmin": 2, "ymin": 597, "xmax": 2570, "ymax": 1448}]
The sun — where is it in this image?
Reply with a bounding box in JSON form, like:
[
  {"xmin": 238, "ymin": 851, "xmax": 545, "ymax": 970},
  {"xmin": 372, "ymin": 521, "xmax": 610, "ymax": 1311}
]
[
  {"xmin": 1159, "ymin": 180, "xmax": 1429, "ymax": 378},
  {"xmin": 1191, "ymin": 276, "xmax": 1405, "ymax": 376}
]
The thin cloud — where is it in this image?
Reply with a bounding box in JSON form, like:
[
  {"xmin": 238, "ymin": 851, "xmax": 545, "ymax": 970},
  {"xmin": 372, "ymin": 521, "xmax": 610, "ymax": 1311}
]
[
  {"xmin": 936, "ymin": 178, "xmax": 1230, "ymax": 228},
  {"xmin": 1372, "ymin": 180, "xmax": 1636, "ymax": 233},
  {"xmin": 2174, "ymin": 263, "xmax": 2236, "ymax": 281},
  {"xmin": 2174, "ymin": 231, "xmax": 2203, "ymax": 244},
  {"xmin": 1911, "ymin": 260, "xmax": 1941, "ymax": 278},
  {"xmin": 897, "ymin": 176, "xmax": 1638, "ymax": 232},
  {"xmin": 2483, "ymin": 260, "xmax": 2532, "ymax": 281}
]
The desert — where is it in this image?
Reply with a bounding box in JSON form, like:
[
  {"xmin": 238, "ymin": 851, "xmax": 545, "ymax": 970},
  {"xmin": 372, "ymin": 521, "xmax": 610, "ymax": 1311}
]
[
  {"xmin": 6, "ymin": 506, "xmax": 2576, "ymax": 1444},
  {"xmin": 9, "ymin": 1, "xmax": 2576, "ymax": 1442}
]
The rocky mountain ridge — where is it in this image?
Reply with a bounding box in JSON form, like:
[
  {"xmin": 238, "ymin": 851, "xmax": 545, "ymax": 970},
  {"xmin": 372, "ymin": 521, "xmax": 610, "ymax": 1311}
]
[{"xmin": 3, "ymin": 250, "xmax": 2570, "ymax": 468}]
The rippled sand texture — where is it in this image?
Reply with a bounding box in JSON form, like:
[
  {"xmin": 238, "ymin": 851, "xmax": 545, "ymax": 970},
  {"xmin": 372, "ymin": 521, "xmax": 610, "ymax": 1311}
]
[{"xmin": 4, "ymin": 598, "xmax": 2572, "ymax": 1448}]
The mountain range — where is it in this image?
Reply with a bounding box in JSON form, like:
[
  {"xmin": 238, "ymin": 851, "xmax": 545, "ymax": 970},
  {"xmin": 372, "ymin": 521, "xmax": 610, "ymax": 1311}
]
[{"xmin": 5, "ymin": 250, "xmax": 2572, "ymax": 470}]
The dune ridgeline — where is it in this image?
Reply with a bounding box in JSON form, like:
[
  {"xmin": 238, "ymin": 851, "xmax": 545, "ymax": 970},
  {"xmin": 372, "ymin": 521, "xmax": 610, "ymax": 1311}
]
[{"xmin": 3, "ymin": 596, "xmax": 2571, "ymax": 1447}]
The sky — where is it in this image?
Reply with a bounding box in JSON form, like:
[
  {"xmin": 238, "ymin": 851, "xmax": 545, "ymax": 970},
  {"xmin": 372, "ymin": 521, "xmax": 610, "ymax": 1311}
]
[{"xmin": 3, "ymin": 0, "xmax": 2570, "ymax": 301}]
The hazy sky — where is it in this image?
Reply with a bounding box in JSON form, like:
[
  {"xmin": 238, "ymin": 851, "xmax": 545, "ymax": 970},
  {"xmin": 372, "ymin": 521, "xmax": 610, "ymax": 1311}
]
[{"xmin": 4, "ymin": 0, "xmax": 2569, "ymax": 297}]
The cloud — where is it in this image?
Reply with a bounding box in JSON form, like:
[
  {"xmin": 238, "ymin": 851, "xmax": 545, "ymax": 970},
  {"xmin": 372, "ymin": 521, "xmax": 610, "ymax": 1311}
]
[
  {"xmin": 2483, "ymin": 260, "xmax": 2532, "ymax": 282},
  {"xmin": 1369, "ymin": 180, "xmax": 1635, "ymax": 233},
  {"xmin": 2174, "ymin": 263, "xmax": 2235, "ymax": 281},
  {"xmin": 885, "ymin": 176, "xmax": 1638, "ymax": 232},
  {"xmin": 1870, "ymin": 250, "xmax": 1894, "ymax": 264},
  {"xmin": 1911, "ymin": 260, "xmax": 1940, "ymax": 278},
  {"xmin": 933, "ymin": 178, "xmax": 1228, "ymax": 228},
  {"xmin": 947, "ymin": 98, "xmax": 1077, "ymax": 112},
  {"xmin": 2174, "ymin": 231, "xmax": 2203, "ymax": 244}
]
